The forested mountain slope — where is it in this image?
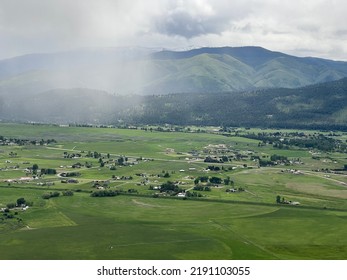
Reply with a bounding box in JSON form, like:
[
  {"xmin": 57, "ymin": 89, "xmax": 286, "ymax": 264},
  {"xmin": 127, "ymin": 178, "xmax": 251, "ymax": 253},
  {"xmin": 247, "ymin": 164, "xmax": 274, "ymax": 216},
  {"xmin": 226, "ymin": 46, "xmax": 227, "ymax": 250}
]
[{"xmin": 1, "ymin": 78, "xmax": 346, "ymax": 130}]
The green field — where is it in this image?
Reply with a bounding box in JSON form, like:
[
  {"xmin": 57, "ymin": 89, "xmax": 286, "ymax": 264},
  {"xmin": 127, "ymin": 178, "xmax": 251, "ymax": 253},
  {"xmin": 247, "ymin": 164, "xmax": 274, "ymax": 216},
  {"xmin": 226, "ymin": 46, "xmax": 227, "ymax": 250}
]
[{"xmin": 0, "ymin": 123, "xmax": 347, "ymax": 259}]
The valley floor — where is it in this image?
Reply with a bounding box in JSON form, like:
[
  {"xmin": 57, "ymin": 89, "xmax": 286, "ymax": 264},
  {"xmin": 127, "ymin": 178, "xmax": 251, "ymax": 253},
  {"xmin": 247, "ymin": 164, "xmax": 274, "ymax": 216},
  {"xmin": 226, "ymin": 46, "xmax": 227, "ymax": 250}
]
[{"xmin": 0, "ymin": 123, "xmax": 346, "ymax": 259}]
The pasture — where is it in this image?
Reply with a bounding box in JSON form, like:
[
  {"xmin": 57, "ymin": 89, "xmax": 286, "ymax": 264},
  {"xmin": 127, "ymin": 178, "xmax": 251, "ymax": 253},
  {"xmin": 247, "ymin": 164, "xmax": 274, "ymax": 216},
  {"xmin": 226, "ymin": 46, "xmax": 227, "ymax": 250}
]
[{"xmin": 0, "ymin": 123, "xmax": 347, "ymax": 259}]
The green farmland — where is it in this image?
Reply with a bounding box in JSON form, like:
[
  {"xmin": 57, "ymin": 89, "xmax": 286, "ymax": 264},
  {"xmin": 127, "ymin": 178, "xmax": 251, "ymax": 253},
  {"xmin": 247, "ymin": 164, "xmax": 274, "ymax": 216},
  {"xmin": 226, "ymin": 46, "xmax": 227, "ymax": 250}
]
[{"xmin": 0, "ymin": 123, "xmax": 347, "ymax": 259}]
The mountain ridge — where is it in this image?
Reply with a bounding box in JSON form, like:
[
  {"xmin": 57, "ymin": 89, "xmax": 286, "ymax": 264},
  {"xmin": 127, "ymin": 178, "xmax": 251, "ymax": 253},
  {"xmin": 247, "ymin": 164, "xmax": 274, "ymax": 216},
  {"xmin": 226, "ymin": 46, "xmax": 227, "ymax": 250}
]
[
  {"xmin": 1, "ymin": 46, "xmax": 347, "ymax": 96},
  {"xmin": 1, "ymin": 78, "xmax": 346, "ymax": 130},
  {"xmin": 1, "ymin": 46, "xmax": 347, "ymax": 128},
  {"xmin": 151, "ymin": 46, "xmax": 292, "ymax": 68}
]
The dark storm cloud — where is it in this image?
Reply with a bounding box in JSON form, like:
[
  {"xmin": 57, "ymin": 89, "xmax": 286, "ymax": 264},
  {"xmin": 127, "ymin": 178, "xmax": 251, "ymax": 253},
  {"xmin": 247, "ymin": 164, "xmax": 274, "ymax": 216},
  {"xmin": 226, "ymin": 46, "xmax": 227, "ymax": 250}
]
[
  {"xmin": 153, "ymin": 8, "xmax": 230, "ymax": 38},
  {"xmin": 151, "ymin": 0, "xmax": 252, "ymax": 39}
]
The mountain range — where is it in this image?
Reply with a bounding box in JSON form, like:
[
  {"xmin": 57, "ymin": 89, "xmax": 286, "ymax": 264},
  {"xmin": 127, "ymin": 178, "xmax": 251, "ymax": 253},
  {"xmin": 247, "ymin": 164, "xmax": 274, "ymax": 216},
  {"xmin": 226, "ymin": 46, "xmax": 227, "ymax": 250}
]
[
  {"xmin": 0, "ymin": 46, "xmax": 347, "ymax": 128},
  {"xmin": 1, "ymin": 46, "xmax": 347, "ymax": 96}
]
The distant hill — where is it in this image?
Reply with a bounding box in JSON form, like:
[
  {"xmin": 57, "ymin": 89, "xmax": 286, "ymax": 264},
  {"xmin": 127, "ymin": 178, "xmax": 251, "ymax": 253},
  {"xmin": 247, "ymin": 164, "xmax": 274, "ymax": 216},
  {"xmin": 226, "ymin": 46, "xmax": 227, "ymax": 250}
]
[
  {"xmin": 151, "ymin": 46, "xmax": 288, "ymax": 67},
  {"xmin": 0, "ymin": 88, "xmax": 142, "ymax": 124},
  {"xmin": 1, "ymin": 46, "xmax": 347, "ymax": 128},
  {"xmin": 128, "ymin": 77, "xmax": 347, "ymax": 129},
  {"xmin": 1, "ymin": 78, "xmax": 347, "ymax": 130},
  {"xmin": 147, "ymin": 47, "xmax": 347, "ymax": 92},
  {"xmin": 1, "ymin": 46, "xmax": 347, "ymax": 97}
]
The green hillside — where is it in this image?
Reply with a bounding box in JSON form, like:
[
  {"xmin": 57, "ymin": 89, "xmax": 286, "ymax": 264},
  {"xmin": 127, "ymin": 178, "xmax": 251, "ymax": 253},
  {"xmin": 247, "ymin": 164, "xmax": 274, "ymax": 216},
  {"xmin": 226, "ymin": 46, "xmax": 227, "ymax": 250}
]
[
  {"xmin": 1, "ymin": 78, "xmax": 346, "ymax": 130},
  {"xmin": 1, "ymin": 46, "xmax": 347, "ymax": 96},
  {"xmin": 147, "ymin": 47, "xmax": 347, "ymax": 93},
  {"xmin": 129, "ymin": 78, "xmax": 347, "ymax": 129},
  {"xmin": 1, "ymin": 46, "xmax": 347, "ymax": 128},
  {"xmin": 143, "ymin": 54, "xmax": 255, "ymax": 93}
]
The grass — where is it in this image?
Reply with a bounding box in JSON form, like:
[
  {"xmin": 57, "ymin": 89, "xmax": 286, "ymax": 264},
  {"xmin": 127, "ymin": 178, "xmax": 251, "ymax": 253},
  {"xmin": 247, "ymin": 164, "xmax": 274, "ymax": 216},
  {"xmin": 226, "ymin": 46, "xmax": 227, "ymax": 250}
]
[
  {"xmin": 1, "ymin": 194, "xmax": 346, "ymax": 259},
  {"xmin": 0, "ymin": 123, "xmax": 347, "ymax": 259}
]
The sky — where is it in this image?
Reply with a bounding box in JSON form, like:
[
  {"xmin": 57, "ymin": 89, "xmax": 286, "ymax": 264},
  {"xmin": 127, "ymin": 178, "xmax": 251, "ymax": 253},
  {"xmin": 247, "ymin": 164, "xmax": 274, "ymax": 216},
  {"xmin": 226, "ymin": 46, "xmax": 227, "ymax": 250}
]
[{"xmin": 0, "ymin": 0, "xmax": 347, "ymax": 60}]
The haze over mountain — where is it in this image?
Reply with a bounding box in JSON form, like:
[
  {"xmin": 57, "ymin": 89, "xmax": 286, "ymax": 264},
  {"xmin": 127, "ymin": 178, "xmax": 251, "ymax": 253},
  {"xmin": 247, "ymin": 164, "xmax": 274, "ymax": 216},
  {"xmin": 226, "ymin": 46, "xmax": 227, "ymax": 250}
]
[
  {"xmin": 1, "ymin": 77, "xmax": 347, "ymax": 130},
  {"xmin": 1, "ymin": 46, "xmax": 347, "ymax": 128},
  {"xmin": 1, "ymin": 46, "xmax": 347, "ymax": 98}
]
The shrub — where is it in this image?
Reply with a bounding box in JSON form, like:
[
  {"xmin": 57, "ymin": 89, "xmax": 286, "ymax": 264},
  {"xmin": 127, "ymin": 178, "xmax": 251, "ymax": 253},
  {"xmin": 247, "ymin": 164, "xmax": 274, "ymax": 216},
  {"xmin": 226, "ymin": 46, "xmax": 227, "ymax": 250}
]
[
  {"xmin": 90, "ymin": 190, "xmax": 120, "ymax": 197},
  {"xmin": 42, "ymin": 192, "xmax": 60, "ymax": 199},
  {"xmin": 62, "ymin": 190, "xmax": 74, "ymax": 196},
  {"xmin": 42, "ymin": 193, "xmax": 52, "ymax": 199},
  {"xmin": 51, "ymin": 191, "xmax": 60, "ymax": 198},
  {"xmin": 6, "ymin": 203, "xmax": 16, "ymax": 209}
]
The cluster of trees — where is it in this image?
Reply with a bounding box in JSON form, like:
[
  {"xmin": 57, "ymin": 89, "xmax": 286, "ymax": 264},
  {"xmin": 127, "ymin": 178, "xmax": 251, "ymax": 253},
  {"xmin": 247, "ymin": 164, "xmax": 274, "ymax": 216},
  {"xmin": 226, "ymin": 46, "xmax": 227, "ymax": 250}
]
[
  {"xmin": 207, "ymin": 165, "xmax": 221, "ymax": 171},
  {"xmin": 127, "ymin": 189, "xmax": 138, "ymax": 194},
  {"xmin": 60, "ymin": 172, "xmax": 81, "ymax": 177},
  {"xmin": 185, "ymin": 191, "xmax": 203, "ymax": 198},
  {"xmin": 194, "ymin": 176, "xmax": 233, "ymax": 186},
  {"xmin": 286, "ymin": 135, "xmax": 343, "ymax": 152},
  {"xmin": 91, "ymin": 190, "xmax": 120, "ymax": 197},
  {"xmin": 193, "ymin": 186, "xmax": 211, "ymax": 191},
  {"xmin": 159, "ymin": 181, "xmax": 183, "ymax": 195},
  {"xmin": 42, "ymin": 192, "xmax": 60, "ymax": 199},
  {"xmin": 40, "ymin": 168, "xmax": 57, "ymax": 175},
  {"xmin": 0, "ymin": 136, "xmax": 56, "ymax": 146},
  {"xmin": 157, "ymin": 170, "xmax": 171, "ymax": 178},
  {"xmin": 85, "ymin": 151, "xmax": 130, "ymax": 167},
  {"xmin": 6, "ymin": 197, "xmax": 32, "ymax": 209},
  {"xmin": 204, "ymin": 156, "xmax": 222, "ymax": 163},
  {"xmin": 244, "ymin": 132, "xmax": 345, "ymax": 152},
  {"xmin": 155, "ymin": 182, "xmax": 208, "ymax": 197},
  {"xmin": 116, "ymin": 157, "xmax": 128, "ymax": 166},
  {"xmin": 72, "ymin": 163, "xmax": 82, "ymax": 168},
  {"xmin": 204, "ymin": 156, "xmax": 231, "ymax": 163},
  {"xmin": 92, "ymin": 181, "xmax": 109, "ymax": 188},
  {"xmin": 63, "ymin": 152, "xmax": 82, "ymax": 158},
  {"xmin": 276, "ymin": 195, "xmax": 295, "ymax": 204},
  {"xmin": 270, "ymin": 154, "xmax": 288, "ymax": 161},
  {"xmin": 86, "ymin": 151, "xmax": 102, "ymax": 158},
  {"xmin": 209, "ymin": 177, "xmax": 222, "ymax": 184},
  {"xmin": 62, "ymin": 191, "xmax": 74, "ymax": 196},
  {"xmin": 259, "ymin": 154, "xmax": 289, "ymax": 167},
  {"xmin": 9, "ymin": 151, "xmax": 17, "ymax": 157},
  {"xmin": 27, "ymin": 164, "xmax": 57, "ymax": 176},
  {"xmin": 1, "ymin": 210, "xmax": 22, "ymax": 221}
]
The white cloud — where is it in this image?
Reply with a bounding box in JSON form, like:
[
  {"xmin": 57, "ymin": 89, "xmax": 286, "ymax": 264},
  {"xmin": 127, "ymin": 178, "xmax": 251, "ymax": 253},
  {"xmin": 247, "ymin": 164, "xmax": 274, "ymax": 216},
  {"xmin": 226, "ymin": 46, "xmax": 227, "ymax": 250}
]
[{"xmin": 0, "ymin": 0, "xmax": 346, "ymax": 60}]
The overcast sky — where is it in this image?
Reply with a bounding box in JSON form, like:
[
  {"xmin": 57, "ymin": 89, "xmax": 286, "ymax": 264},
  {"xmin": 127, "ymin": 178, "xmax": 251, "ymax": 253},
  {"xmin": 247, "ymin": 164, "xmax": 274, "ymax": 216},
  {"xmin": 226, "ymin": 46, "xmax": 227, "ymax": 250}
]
[{"xmin": 1, "ymin": 0, "xmax": 347, "ymax": 60}]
